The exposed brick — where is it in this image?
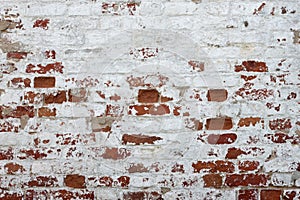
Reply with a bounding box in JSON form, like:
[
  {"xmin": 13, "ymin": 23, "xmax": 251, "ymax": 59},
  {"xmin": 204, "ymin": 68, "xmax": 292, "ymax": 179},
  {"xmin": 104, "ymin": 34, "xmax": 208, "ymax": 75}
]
[
  {"xmin": 101, "ymin": 147, "xmax": 131, "ymax": 160},
  {"xmin": 117, "ymin": 176, "xmax": 130, "ymax": 187},
  {"xmin": 207, "ymin": 89, "xmax": 228, "ymax": 102},
  {"xmin": 23, "ymin": 91, "xmax": 42, "ymax": 104},
  {"xmin": 26, "ymin": 176, "xmax": 58, "ymax": 187},
  {"xmin": 26, "ymin": 62, "xmax": 63, "ymax": 74},
  {"xmin": 238, "ymin": 189, "xmax": 259, "ymax": 200},
  {"xmin": 207, "ymin": 133, "xmax": 237, "ymax": 144},
  {"xmin": 98, "ymin": 176, "xmax": 114, "ymax": 187},
  {"xmin": 123, "ymin": 191, "xmax": 162, "ymax": 200},
  {"xmin": 38, "ymin": 107, "xmax": 56, "ymax": 117},
  {"xmin": 0, "ymin": 106, "xmax": 34, "ymax": 119},
  {"xmin": 260, "ymin": 190, "xmax": 282, "ymax": 200},
  {"xmin": 138, "ymin": 89, "xmax": 159, "ymax": 103},
  {"xmin": 7, "ymin": 52, "xmax": 27, "ymax": 60},
  {"xmin": 102, "ymin": 1, "xmax": 141, "ymax": 15},
  {"xmin": 9, "ymin": 77, "xmax": 31, "ymax": 88},
  {"xmin": 0, "ymin": 121, "xmax": 20, "ymax": 132},
  {"xmin": 64, "ymin": 174, "xmax": 86, "ymax": 188},
  {"xmin": 269, "ymin": 118, "xmax": 292, "ymax": 131},
  {"xmin": 203, "ymin": 174, "xmax": 223, "ymax": 188},
  {"xmin": 34, "ymin": 77, "xmax": 55, "ymax": 88},
  {"xmin": 238, "ymin": 117, "xmax": 261, "ymax": 127},
  {"xmin": 0, "ymin": 191, "xmax": 22, "ymax": 200},
  {"xmin": 51, "ymin": 190, "xmax": 94, "ymax": 199},
  {"xmin": 235, "ymin": 61, "xmax": 268, "ymax": 72},
  {"xmin": 226, "ymin": 147, "xmax": 246, "ymax": 159},
  {"xmin": 33, "ymin": 19, "xmax": 49, "ymax": 30},
  {"xmin": 4, "ymin": 162, "xmax": 25, "ymax": 174},
  {"xmin": 18, "ymin": 149, "xmax": 47, "ymax": 160},
  {"xmin": 122, "ymin": 134, "xmax": 162, "ymax": 145},
  {"xmin": 68, "ymin": 88, "xmax": 87, "ymax": 102},
  {"xmin": 45, "ymin": 50, "xmax": 56, "ymax": 59},
  {"xmin": 192, "ymin": 160, "xmax": 234, "ymax": 173},
  {"xmin": 44, "ymin": 91, "xmax": 67, "ymax": 104},
  {"xmin": 0, "ymin": 0, "xmax": 298, "ymax": 198},
  {"xmin": 0, "ymin": 147, "xmax": 13, "ymax": 160},
  {"xmin": 238, "ymin": 161, "xmax": 260, "ymax": 172},
  {"xmin": 225, "ymin": 174, "xmax": 268, "ymax": 187},
  {"xmin": 206, "ymin": 117, "xmax": 233, "ymax": 130},
  {"xmin": 171, "ymin": 163, "xmax": 185, "ymax": 173},
  {"xmin": 264, "ymin": 133, "xmax": 299, "ymax": 144}
]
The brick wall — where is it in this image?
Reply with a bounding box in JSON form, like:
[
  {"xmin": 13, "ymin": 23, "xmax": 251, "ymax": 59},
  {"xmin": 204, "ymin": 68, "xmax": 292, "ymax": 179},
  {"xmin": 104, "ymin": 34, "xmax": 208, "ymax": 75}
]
[{"xmin": 0, "ymin": 0, "xmax": 299, "ymax": 199}]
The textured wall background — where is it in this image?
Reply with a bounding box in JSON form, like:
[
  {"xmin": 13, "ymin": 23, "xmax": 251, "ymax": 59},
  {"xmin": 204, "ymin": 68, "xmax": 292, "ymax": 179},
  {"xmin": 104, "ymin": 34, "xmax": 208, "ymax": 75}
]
[{"xmin": 0, "ymin": 0, "xmax": 299, "ymax": 199}]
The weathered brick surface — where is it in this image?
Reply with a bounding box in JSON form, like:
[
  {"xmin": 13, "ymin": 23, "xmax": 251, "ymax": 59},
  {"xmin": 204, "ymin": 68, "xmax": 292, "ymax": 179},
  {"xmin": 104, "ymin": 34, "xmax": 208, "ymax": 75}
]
[{"xmin": 0, "ymin": 0, "xmax": 299, "ymax": 199}]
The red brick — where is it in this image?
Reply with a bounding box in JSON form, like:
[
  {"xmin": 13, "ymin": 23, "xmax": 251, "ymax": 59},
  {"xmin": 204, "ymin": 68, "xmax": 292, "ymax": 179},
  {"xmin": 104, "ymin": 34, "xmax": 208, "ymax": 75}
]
[
  {"xmin": 34, "ymin": 77, "xmax": 55, "ymax": 88},
  {"xmin": 264, "ymin": 133, "xmax": 297, "ymax": 144},
  {"xmin": 38, "ymin": 107, "xmax": 56, "ymax": 117},
  {"xmin": 23, "ymin": 91, "xmax": 42, "ymax": 104},
  {"xmin": 44, "ymin": 91, "xmax": 67, "ymax": 104},
  {"xmin": 26, "ymin": 62, "xmax": 63, "ymax": 74},
  {"xmin": 117, "ymin": 176, "xmax": 130, "ymax": 187},
  {"xmin": 0, "ymin": 105, "xmax": 34, "ymax": 119},
  {"xmin": 0, "ymin": 191, "xmax": 22, "ymax": 200},
  {"xmin": 18, "ymin": 149, "xmax": 47, "ymax": 160},
  {"xmin": 0, "ymin": 121, "xmax": 20, "ymax": 133},
  {"xmin": 105, "ymin": 104, "xmax": 124, "ymax": 117},
  {"xmin": 122, "ymin": 134, "xmax": 162, "ymax": 145},
  {"xmin": 33, "ymin": 19, "xmax": 49, "ymax": 30},
  {"xmin": 99, "ymin": 176, "xmax": 113, "ymax": 187},
  {"xmin": 206, "ymin": 117, "xmax": 233, "ymax": 130},
  {"xmin": 64, "ymin": 174, "xmax": 86, "ymax": 188},
  {"xmin": 269, "ymin": 118, "xmax": 292, "ymax": 131},
  {"xmin": 127, "ymin": 163, "xmax": 149, "ymax": 173},
  {"xmin": 138, "ymin": 89, "xmax": 159, "ymax": 103},
  {"xmin": 68, "ymin": 88, "xmax": 87, "ymax": 102},
  {"xmin": 238, "ymin": 189, "xmax": 258, "ymax": 200},
  {"xmin": 207, "ymin": 89, "xmax": 228, "ymax": 102},
  {"xmin": 203, "ymin": 174, "xmax": 223, "ymax": 188},
  {"xmin": 283, "ymin": 191, "xmax": 298, "ymax": 200},
  {"xmin": 51, "ymin": 190, "xmax": 94, "ymax": 200},
  {"xmin": 207, "ymin": 133, "xmax": 237, "ymax": 144},
  {"xmin": 225, "ymin": 174, "xmax": 268, "ymax": 187},
  {"xmin": 25, "ymin": 190, "xmax": 48, "ymax": 200},
  {"xmin": 0, "ymin": 147, "xmax": 13, "ymax": 160},
  {"xmin": 27, "ymin": 176, "xmax": 58, "ymax": 187},
  {"xmin": 170, "ymin": 163, "xmax": 184, "ymax": 173},
  {"xmin": 123, "ymin": 191, "xmax": 162, "ymax": 200},
  {"xmin": 45, "ymin": 50, "xmax": 56, "ymax": 59},
  {"xmin": 238, "ymin": 117, "xmax": 261, "ymax": 127},
  {"xmin": 238, "ymin": 160, "xmax": 260, "ymax": 171},
  {"xmin": 192, "ymin": 160, "xmax": 234, "ymax": 173},
  {"xmin": 4, "ymin": 162, "xmax": 25, "ymax": 174},
  {"xmin": 161, "ymin": 96, "xmax": 173, "ymax": 102},
  {"xmin": 260, "ymin": 190, "xmax": 282, "ymax": 200},
  {"xmin": 7, "ymin": 52, "xmax": 27, "ymax": 60},
  {"xmin": 9, "ymin": 77, "xmax": 31, "ymax": 88},
  {"xmin": 226, "ymin": 147, "xmax": 248, "ymax": 159},
  {"xmin": 241, "ymin": 75, "xmax": 257, "ymax": 81},
  {"xmin": 235, "ymin": 61, "xmax": 268, "ymax": 72},
  {"xmin": 101, "ymin": 147, "xmax": 131, "ymax": 160}
]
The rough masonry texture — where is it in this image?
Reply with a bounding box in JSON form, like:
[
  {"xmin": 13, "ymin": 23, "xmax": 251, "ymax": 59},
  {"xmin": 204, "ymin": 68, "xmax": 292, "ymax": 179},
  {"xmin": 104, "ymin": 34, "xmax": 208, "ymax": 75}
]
[{"xmin": 0, "ymin": 0, "xmax": 299, "ymax": 199}]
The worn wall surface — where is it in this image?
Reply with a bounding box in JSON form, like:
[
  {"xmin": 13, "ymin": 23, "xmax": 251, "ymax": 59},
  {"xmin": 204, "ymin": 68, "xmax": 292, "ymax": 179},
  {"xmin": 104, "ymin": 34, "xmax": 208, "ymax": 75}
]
[{"xmin": 0, "ymin": 0, "xmax": 299, "ymax": 199}]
